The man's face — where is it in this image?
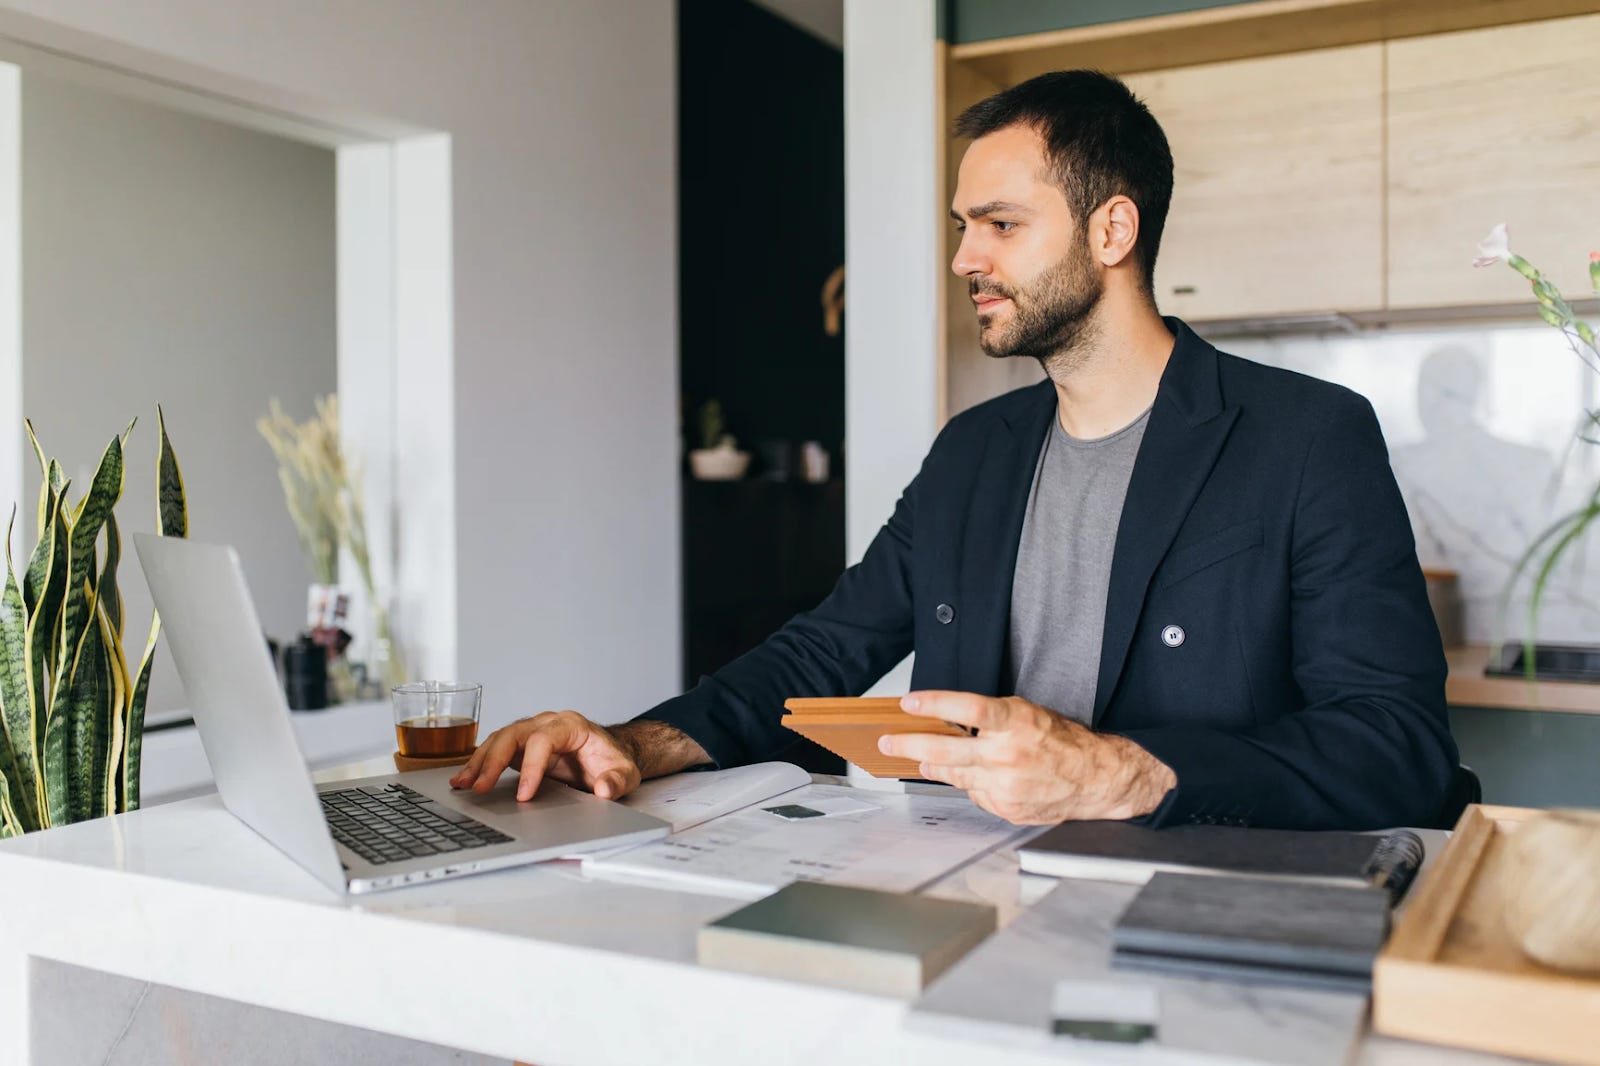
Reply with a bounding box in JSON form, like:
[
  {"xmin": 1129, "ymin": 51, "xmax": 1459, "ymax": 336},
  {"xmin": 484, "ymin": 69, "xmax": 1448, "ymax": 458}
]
[{"xmin": 950, "ymin": 125, "xmax": 1103, "ymax": 360}]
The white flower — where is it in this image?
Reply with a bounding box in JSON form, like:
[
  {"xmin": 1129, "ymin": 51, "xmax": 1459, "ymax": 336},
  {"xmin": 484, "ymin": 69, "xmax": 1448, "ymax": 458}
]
[{"xmin": 1473, "ymin": 223, "xmax": 1512, "ymax": 267}]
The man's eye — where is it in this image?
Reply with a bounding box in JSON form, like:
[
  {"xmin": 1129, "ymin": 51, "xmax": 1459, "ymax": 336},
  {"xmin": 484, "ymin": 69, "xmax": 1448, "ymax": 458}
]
[
  {"xmin": 993, "ymin": 220, "xmax": 1016, "ymax": 233},
  {"xmin": 954, "ymin": 223, "xmax": 966, "ymax": 233}
]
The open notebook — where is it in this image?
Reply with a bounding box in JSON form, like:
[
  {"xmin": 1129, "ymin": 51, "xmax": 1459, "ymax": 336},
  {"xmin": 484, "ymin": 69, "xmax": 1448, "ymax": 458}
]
[{"xmin": 576, "ymin": 763, "xmax": 1022, "ymax": 899}]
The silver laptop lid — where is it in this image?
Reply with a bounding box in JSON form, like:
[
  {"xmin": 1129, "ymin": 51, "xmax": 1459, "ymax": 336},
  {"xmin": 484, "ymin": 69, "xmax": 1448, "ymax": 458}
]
[{"xmin": 133, "ymin": 535, "xmax": 347, "ymax": 894}]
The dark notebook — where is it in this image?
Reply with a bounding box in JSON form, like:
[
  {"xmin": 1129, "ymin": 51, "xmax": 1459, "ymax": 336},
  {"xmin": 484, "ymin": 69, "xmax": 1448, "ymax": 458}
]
[
  {"xmin": 1112, "ymin": 872, "xmax": 1390, "ymax": 994},
  {"xmin": 1018, "ymin": 821, "xmax": 1424, "ymax": 903}
]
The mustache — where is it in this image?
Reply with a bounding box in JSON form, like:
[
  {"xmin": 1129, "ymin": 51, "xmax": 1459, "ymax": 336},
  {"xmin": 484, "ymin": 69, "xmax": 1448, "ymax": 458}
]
[{"xmin": 969, "ymin": 280, "xmax": 1015, "ymax": 301}]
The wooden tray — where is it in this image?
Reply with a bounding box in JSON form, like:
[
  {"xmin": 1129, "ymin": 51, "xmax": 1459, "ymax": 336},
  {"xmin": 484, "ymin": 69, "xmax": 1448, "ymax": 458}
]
[
  {"xmin": 781, "ymin": 697, "xmax": 968, "ymax": 778},
  {"xmin": 1374, "ymin": 804, "xmax": 1600, "ymax": 1065}
]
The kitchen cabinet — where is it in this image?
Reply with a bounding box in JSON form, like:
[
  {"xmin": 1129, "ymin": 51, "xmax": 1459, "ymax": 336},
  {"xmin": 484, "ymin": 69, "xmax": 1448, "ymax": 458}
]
[
  {"xmin": 1386, "ymin": 14, "xmax": 1600, "ymax": 309},
  {"xmin": 1123, "ymin": 44, "xmax": 1386, "ymax": 321}
]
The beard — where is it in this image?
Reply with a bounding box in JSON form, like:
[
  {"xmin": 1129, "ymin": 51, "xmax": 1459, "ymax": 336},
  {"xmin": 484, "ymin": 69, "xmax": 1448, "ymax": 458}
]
[{"xmin": 973, "ymin": 237, "xmax": 1104, "ymax": 372}]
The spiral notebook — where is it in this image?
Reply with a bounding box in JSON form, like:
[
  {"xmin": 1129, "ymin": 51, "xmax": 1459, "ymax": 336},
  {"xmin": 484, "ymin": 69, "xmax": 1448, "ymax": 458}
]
[{"xmin": 1018, "ymin": 821, "xmax": 1425, "ymax": 904}]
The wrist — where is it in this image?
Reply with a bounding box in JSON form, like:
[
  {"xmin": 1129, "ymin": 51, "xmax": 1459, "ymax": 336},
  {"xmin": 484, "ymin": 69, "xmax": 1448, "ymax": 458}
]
[
  {"xmin": 1101, "ymin": 735, "xmax": 1176, "ymax": 819},
  {"xmin": 606, "ymin": 719, "xmax": 712, "ymax": 780}
]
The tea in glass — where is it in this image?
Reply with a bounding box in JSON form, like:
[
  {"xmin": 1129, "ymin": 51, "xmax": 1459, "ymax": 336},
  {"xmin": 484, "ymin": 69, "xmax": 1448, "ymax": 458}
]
[{"xmin": 392, "ymin": 681, "xmax": 482, "ymax": 758}]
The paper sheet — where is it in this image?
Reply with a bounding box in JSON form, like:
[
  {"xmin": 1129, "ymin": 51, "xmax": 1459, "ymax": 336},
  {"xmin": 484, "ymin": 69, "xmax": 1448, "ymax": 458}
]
[
  {"xmin": 583, "ymin": 783, "xmax": 1022, "ymax": 898},
  {"xmin": 619, "ymin": 761, "xmax": 812, "ymax": 833}
]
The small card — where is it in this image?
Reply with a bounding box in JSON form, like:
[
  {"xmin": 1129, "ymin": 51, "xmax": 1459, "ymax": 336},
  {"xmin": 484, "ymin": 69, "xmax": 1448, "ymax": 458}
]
[
  {"xmin": 1050, "ymin": 980, "xmax": 1159, "ymax": 1043},
  {"xmin": 762, "ymin": 796, "xmax": 879, "ymax": 820}
]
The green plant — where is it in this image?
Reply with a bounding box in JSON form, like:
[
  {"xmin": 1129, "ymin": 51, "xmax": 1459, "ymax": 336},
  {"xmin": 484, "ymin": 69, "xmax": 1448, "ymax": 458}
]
[
  {"xmin": 1474, "ymin": 224, "xmax": 1600, "ymax": 663},
  {"xmin": 697, "ymin": 399, "xmax": 725, "ymax": 451},
  {"xmin": 0, "ymin": 410, "xmax": 186, "ymax": 835}
]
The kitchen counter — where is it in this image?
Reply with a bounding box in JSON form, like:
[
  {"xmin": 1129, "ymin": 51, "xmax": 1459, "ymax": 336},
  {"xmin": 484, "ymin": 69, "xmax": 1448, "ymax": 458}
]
[{"xmin": 1445, "ymin": 644, "xmax": 1600, "ymax": 716}]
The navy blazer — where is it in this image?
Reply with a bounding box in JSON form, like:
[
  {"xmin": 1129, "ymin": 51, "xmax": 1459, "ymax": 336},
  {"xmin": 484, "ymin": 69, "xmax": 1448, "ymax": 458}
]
[{"xmin": 640, "ymin": 319, "xmax": 1458, "ymax": 830}]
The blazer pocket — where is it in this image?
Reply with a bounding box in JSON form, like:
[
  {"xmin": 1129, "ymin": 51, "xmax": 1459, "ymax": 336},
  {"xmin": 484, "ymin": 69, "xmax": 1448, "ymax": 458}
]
[{"xmin": 1156, "ymin": 518, "xmax": 1263, "ymax": 589}]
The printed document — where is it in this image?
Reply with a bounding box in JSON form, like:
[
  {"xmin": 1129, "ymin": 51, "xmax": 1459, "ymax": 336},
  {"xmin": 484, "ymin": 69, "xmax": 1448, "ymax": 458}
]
[{"xmin": 583, "ymin": 783, "xmax": 1021, "ymax": 898}]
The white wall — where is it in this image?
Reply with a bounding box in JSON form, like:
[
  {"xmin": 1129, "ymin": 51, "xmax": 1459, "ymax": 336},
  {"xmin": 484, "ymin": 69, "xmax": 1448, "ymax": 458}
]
[
  {"xmin": 843, "ymin": 0, "xmax": 940, "ymax": 694},
  {"xmin": 20, "ymin": 69, "xmax": 336, "ymax": 714},
  {"xmin": 0, "ymin": 0, "xmax": 680, "ymax": 730}
]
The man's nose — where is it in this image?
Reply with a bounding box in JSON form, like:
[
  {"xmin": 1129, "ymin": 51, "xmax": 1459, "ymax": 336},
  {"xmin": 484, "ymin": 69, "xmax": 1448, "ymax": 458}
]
[{"xmin": 951, "ymin": 230, "xmax": 989, "ymax": 279}]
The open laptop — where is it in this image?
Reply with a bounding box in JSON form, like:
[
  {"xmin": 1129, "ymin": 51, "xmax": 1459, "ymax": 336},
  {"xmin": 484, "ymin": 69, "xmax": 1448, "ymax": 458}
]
[{"xmin": 133, "ymin": 535, "xmax": 670, "ymax": 895}]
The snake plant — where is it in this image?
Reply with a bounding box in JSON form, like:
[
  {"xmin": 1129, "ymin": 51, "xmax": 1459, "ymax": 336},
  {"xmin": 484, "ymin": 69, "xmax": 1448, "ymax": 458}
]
[{"xmin": 0, "ymin": 409, "xmax": 186, "ymax": 836}]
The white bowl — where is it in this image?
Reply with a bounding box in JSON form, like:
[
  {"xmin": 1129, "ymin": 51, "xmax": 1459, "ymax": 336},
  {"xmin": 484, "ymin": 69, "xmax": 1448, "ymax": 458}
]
[{"xmin": 689, "ymin": 448, "xmax": 750, "ymax": 480}]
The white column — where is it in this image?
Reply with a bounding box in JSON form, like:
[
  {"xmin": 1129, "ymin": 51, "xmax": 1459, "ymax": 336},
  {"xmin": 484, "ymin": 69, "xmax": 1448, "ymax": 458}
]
[
  {"xmin": 0, "ymin": 63, "xmax": 19, "ymax": 561},
  {"xmin": 843, "ymin": 0, "xmax": 940, "ymax": 695},
  {"xmin": 336, "ymin": 135, "xmax": 455, "ymax": 685},
  {"xmin": 391, "ymin": 134, "xmax": 455, "ymax": 682},
  {"xmin": 336, "ymin": 141, "xmax": 396, "ymax": 671}
]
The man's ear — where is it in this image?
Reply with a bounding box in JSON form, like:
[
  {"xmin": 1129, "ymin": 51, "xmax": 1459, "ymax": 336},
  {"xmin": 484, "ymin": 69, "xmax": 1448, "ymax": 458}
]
[{"xmin": 1092, "ymin": 195, "xmax": 1141, "ymax": 270}]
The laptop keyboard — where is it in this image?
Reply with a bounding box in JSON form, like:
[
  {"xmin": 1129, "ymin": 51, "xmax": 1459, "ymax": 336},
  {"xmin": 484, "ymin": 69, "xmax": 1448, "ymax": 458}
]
[{"xmin": 320, "ymin": 783, "xmax": 513, "ymax": 867}]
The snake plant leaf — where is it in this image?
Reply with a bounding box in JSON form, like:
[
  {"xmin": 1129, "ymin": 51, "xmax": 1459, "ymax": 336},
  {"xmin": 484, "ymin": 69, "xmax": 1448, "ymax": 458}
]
[
  {"xmin": 24, "ymin": 482, "xmax": 68, "ymax": 772},
  {"xmin": 23, "ymin": 418, "xmax": 46, "ymax": 477},
  {"xmin": 40, "ymin": 677, "xmax": 68, "ymax": 826},
  {"xmin": 99, "ymin": 512, "xmax": 123, "ymax": 641},
  {"xmin": 98, "ymin": 599, "xmax": 129, "ymax": 816},
  {"xmin": 0, "ymin": 511, "xmax": 40, "ymax": 831},
  {"xmin": 155, "ymin": 407, "xmax": 187, "ymax": 540},
  {"xmin": 0, "ymin": 767, "xmax": 20, "ymax": 838},
  {"xmin": 23, "ymin": 420, "xmax": 48, "ymax": 537},
  {"xmin": 63, "ymin": 615, "xmax": 104, "ymax": 824},
  {"xmin": 122, "ymin": 650, "xmax": 152, "ymax": 813},
  {"xmin": 35, "ymin": 458, "xmax": 65, "ymax": 545},
  {"xmin": 50, "ymin": 434, "xmax": 122, "ymax": 718},
  {"xmin": 22, "ymin": 476, "xmax": 64, "ymax": 617},
  {"xmin": 123, "ymin": 408, "xmax": 186, "ymax": 813}
]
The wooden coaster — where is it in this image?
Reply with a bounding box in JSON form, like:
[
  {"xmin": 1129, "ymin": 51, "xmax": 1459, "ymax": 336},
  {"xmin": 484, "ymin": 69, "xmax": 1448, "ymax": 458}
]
[{"xmin": 393, "ymin": 750, "xmax": 472, "ymax": 773}]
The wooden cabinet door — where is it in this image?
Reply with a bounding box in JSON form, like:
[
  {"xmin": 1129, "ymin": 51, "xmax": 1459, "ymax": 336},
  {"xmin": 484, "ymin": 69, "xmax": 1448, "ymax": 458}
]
[
  {"xmin": 1123, "ymin": 44, "xmax": 1385, "ymax": 321},
  {"xmin": 1387, "ymin": 14, "xmax": 1600, "ymax": 310}
]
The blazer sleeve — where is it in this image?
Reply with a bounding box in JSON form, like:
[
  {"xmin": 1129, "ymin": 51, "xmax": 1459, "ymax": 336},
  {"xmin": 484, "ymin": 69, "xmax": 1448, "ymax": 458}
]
[
  {"xmin": 631, "ymin": 456, "xmax": 926, "ymax": 769},
  {"xmin": 1119, "ymin": 396, "xmax": 1458, "ymax": 830}
]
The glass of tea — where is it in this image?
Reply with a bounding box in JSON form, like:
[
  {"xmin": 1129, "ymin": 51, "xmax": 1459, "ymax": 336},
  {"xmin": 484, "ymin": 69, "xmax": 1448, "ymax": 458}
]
[{"xmin": 392, "ymin": 681, "xmax": 483, "ymax": 758}]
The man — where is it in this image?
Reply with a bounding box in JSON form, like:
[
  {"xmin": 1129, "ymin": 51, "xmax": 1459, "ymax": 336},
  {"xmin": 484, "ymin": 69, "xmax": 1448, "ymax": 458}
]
[{"xmin": 454, "ymin": 70, "xmax": 1458, "ymax": 830}]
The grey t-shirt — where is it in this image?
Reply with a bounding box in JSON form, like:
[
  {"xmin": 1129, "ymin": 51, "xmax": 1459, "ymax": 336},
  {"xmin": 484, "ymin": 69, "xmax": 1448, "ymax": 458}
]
[{"xmin": 1005, "ymin": 407, "xmax": 1151, "ymax": 723}]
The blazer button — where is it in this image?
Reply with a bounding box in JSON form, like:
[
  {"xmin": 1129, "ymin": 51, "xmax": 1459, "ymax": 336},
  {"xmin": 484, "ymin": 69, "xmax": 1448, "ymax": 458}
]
[{"xmin": 935, "ymin": 603, "xmax": 955, "ymax": 625}]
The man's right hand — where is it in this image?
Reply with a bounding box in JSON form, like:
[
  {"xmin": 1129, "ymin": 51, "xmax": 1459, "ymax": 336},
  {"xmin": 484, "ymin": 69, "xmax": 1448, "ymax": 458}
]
[
  {"xmin": 449, "ymin": 712, "xmax": 713, "ymax": 802},
  {"xmin": 450, "ymin": 711, "xmax": 641, "ymax": 802}
]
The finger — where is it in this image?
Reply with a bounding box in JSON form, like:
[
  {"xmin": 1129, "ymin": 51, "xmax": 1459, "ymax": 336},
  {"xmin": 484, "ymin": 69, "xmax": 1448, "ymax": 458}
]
[
  {"xmin": 901, "ymin": 691, "xmax": 1008, "ymax": 732},
  {"xmin": 879, "ymin": 732, "xmax": 984, "ymax": 766},
  {"xmin": 513, "ymin": 716, "xmax": 590, "ymax": 801},
  {"xmin": 515, "ymin": 733, "xmax": 557, "ymax": 802},
  {"xmin": 466, "ymin": 727, "xmax": 532, "ymax": 792},
  {"xmin": 919, "ymin": 763, "xmax": 982, "ymax": 791},
  {"xmin": 450, "ymin": 730, "xmax": 496, "ymax": 787},
  {"xmin": 452, "ymin": 730, "xmax": 515, "ymax": 788}
]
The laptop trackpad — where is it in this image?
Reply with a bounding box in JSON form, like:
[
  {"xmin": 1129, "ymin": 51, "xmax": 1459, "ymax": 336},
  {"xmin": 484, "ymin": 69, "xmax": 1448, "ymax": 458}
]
[{"xmin": 448, "ymin": 779, "xmax": 581, "ymax": 818}]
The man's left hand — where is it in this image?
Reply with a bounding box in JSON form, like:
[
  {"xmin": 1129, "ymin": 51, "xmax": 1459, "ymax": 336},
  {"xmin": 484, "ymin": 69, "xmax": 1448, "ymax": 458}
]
[{"xmin": 879, "ymin": 691, "xmax": 1176, "ymax": 824}]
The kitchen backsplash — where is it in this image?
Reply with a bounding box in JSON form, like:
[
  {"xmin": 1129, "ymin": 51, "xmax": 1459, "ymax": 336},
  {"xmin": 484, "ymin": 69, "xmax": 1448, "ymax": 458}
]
[{"xmin": 1222, "ymin": 323, "xmax": 1599, "ymax": 645}]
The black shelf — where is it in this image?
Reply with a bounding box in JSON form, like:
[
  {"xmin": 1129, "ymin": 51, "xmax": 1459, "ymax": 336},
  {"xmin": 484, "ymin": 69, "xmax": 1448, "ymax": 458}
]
[{"xmin": 682, "ymin": 477, "xmax": 844, "ymax": 687}]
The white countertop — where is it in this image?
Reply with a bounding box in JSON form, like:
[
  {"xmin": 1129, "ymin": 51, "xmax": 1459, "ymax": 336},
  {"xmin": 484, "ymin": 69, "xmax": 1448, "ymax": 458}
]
[{"xmin": 0, "ymin": 769, "xmax": 1515, "ymax": 1066}]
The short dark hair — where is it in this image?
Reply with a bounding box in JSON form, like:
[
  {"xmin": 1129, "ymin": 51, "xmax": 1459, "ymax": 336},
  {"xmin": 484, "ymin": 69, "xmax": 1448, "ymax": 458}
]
[{"xmin": 955, "ymin": 70, "xmax": 1173, "ymax": 296}]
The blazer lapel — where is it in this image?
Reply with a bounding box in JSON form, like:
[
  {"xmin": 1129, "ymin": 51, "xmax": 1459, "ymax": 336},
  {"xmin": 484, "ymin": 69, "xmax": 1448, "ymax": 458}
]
[
  {"xmin": 955, "ymin": 381, "xmax": 1055, "ymax": 695},
  {"xmin": 1093, "ymin": 321, "xmax": 1239, "ymax": 724}
]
